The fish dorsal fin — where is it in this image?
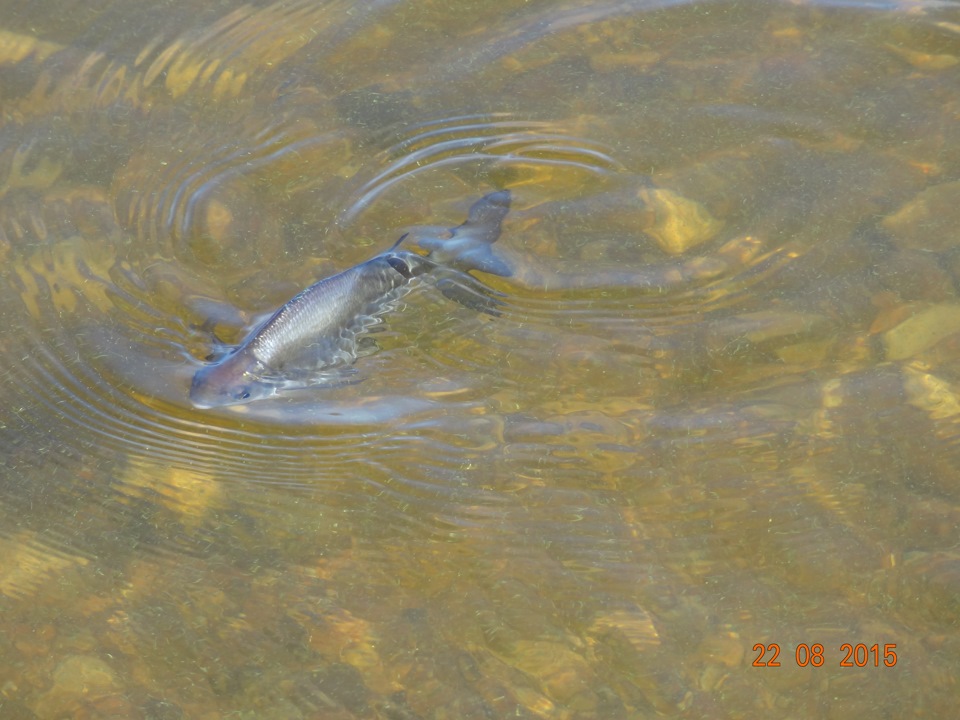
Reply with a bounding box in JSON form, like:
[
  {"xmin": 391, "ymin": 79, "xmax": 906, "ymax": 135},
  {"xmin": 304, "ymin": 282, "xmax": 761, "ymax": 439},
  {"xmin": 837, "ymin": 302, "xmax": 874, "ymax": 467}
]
[{"xmin": 388, "ymin": 232, "xmax": 410, "ymax": 250}]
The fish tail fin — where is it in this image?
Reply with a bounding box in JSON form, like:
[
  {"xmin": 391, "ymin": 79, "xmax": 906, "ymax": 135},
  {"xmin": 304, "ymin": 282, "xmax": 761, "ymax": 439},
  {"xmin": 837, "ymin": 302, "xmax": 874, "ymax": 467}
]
[{"xmin": 418, "ymin": 190, "xmax": 513, "ymax": 277}]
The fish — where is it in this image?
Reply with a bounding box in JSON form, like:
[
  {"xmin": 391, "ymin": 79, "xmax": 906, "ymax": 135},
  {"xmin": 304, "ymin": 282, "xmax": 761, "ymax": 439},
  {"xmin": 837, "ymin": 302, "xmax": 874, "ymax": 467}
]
[{"xmin": 189, "ymin": 190, "xmax": 512, "ymax": 408}]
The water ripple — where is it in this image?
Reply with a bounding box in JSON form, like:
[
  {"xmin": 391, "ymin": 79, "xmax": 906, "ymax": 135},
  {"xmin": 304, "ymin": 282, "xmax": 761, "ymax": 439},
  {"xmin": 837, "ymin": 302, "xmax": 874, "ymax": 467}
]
[
  {"xmin": 340, "ymin": 113, "xmax": 623, "ymax": 224},
  {"xmin": 1, "ymin": 254, "xmax": 519, "ymax": 558},
  {"xmin": 114, "ymin": 122, "xmax": 348, "ymax": 269}
]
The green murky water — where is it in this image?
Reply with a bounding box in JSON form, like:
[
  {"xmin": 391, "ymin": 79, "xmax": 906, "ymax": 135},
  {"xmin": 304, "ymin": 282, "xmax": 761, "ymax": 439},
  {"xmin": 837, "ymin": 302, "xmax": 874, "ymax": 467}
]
[{"xmin": 1, "ymin": 0, "xmax": 959, "ymax": 717}]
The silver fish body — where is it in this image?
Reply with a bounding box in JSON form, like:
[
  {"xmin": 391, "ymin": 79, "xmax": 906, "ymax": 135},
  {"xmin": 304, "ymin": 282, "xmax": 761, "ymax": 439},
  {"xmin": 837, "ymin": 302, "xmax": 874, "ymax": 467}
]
[{"xmin": 190, "ymin": 190, "xmax": 511, "ymax": 408}]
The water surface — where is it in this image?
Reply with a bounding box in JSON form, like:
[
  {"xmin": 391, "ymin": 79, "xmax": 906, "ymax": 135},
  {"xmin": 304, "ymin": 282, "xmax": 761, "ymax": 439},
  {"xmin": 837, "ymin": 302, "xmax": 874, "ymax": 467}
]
[{"xmin": 1, "ymin": 0, "xmax": 959, "ymax": 717}]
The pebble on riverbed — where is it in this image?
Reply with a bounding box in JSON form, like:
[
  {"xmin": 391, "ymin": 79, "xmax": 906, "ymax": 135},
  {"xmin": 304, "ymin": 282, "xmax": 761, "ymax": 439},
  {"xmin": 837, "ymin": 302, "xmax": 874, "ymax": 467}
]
[
  {"xmin": 637, "ymin": 187, "xmax": 725, "ymax": 255},
  {"xmin": 881, "ymin": 180, "xmax": 960, "ymax": 253}
]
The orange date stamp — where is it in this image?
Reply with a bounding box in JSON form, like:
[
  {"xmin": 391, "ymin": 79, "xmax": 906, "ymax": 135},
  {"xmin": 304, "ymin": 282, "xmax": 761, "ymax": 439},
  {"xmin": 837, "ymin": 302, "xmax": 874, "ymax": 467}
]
[{"xmin": 752, "ymin": 643, "xmax": 898, "ymax": 668}]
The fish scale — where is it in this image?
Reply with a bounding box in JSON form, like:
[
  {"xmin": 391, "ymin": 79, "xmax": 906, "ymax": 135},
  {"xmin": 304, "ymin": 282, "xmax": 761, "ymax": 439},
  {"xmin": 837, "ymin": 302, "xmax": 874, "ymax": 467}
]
[{"xmin": 249, "ymin": 254, "xmax": 425, "ymax": 371}]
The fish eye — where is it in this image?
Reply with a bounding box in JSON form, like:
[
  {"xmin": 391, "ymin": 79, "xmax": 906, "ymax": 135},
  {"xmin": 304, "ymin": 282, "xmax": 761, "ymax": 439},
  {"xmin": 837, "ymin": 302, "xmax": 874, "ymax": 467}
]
[{"xmin": 238, "ymin": 390, "xmax": 251, "ymax": 400}]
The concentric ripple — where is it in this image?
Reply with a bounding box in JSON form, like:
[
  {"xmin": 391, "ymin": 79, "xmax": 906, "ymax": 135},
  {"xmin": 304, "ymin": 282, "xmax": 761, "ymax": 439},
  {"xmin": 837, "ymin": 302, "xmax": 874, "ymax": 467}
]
[
  {"xmin": 0, "ymin": 0, "xmax": 861, "ymax": 560},
  {"xmin": 339, "ymin": 114, "xmax": 624, "ymax": 224},
  {"xmin": 113, "ymin": 122, "xmax": 349, "ymax": 269},
  {"xmin": 3, "ymin": 0, "xmax": 960, "ymax": 715}
]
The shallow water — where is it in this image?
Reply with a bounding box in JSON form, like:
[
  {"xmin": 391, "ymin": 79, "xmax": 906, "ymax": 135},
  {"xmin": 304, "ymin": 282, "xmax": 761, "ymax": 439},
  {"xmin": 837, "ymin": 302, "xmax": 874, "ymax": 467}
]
[{"xmin": 1, "ymin": 0, "xmax": 960, "ymax": 717}]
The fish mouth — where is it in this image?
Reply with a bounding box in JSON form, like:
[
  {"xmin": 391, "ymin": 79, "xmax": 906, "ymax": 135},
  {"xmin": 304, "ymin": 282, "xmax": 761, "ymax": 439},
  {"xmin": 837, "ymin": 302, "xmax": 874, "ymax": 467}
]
[
  {"xmin": 188, "ymin": 392, "xmax": 219, "ymax": 410},
  {"xmin": 188, "ymin": 390, "xmax": 223, "ymax": 411}
]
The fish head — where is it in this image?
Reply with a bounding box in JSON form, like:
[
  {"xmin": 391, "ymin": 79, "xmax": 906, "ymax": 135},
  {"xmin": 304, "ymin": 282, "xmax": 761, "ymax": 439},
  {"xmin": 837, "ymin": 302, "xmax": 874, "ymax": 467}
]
[{"xmin": 190, "ymin": 352, "xmax": 277, "ymax": 409}]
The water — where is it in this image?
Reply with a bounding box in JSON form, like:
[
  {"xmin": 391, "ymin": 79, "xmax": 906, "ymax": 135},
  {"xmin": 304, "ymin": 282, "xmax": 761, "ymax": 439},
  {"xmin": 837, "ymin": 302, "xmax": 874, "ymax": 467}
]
[{"xmin": 1, "ymin": 0, "xmax": 959, "ymax": 717}]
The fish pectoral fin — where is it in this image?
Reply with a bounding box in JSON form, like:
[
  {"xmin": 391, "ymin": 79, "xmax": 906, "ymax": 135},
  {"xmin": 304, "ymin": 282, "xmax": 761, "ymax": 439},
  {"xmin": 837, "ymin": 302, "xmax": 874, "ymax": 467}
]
[{"xmin": 435, "ymin": 274, "xmax": 506, "ymax": 317}]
